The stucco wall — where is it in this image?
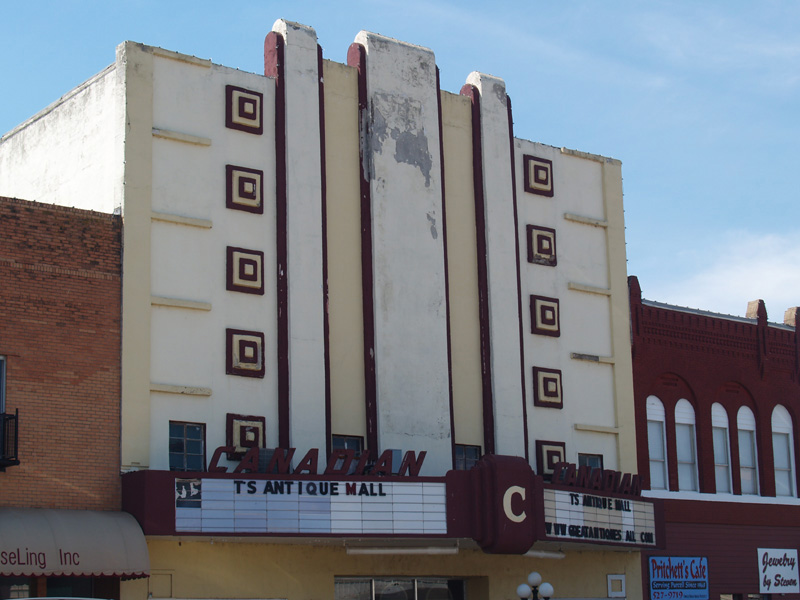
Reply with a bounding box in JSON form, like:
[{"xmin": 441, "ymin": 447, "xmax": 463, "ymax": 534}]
[
  {"xmin": 145, "ymin": 50, "xmax": 280, "ymax": 470},
  {"xmin": 0, "ymin": 65, "xmax": 122, "ymax": 213},
  {"xmin": 127, "ymin": 539, "xmax": 642, "ymax": 600},
  {"xmin": 516, "ymin": 141, "xmax": 631, "ymax": 471}
]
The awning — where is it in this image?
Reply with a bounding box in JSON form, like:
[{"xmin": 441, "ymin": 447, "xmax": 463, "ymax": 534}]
[{"xmin": 0, "ymin": 508, "xmax": 149, "ymax": 578}]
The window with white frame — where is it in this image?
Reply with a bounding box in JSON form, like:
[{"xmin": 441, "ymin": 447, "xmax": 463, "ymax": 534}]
[
  {"xmin": 712, "ymin": 403, "xmax": 732, "ymax": 493},
  {"xmin": 646, "ymin": 396, "xmax": 668, "ymax": 490},
  {"xmin": 675, "ymin": 399, "xmax": 698, "ymax": 491},
  {"xmin": 772, "ymin": 404, "xmax": 796, "ymax": 497},
  {"xmin": 737, "ymin": 406, "xmax": 759, "ymax": 495}
]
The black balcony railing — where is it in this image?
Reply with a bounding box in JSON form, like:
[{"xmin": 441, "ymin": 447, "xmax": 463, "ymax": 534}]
[{"xmin": 0, "ymin": 409, "xmax": 19, "ymax": 469}]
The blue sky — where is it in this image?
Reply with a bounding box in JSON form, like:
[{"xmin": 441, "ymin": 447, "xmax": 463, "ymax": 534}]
[{"xmin": 2, "ymin": 1, "xmax": 798, "ymax": 319}]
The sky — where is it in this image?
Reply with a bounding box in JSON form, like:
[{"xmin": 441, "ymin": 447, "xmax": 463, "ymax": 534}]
[{"xmin": 1, "ymin": 1, "xmax": 798, "ymax": 319}]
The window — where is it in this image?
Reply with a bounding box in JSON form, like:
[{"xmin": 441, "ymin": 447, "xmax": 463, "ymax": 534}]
[
  {"xmin": 332, "ymin": 434, "xmax": 364, "ymax": 456},
  {"xmin": 772, "ymin": 405, "xmax": 796, "ymax": 497},
  {"xmin": 335, "ymin": 578, "xmax": 465, "ymax": 600},
  {"xmin": 578, "ymin": 453, "xmax": 604, "ymax": 474},
  {"xmin": 712, "ymin": 403, "xmax": 732, "ymax": 493},
  {"xmin": 738, "ymin": 406, "xmax": 759, "ymax": 495},
  {"xmin": 647, "ymin": 396, "xmax": 668, "ymax": 489},
  {"xmin": 0, "ymin": 576, "xmax": 30, "ymax": 599},
  {"xmin": 454, "ymin": 444, "xmax": 481, "ymax": 470},
  {"xmin": 169, "ymin": 421, "xmax": 205, "ymax": 471},
  {"xmin": 675, "ymin": 399, "xmax": 698, "ymax": 491}
]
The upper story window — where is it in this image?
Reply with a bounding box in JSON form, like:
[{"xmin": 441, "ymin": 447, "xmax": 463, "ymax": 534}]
[
  {"xmin": 332, "ymin": 434, "xmax": 363, "ymax": 456},
  {"xmin": 331, "ymin": 435, "xmax": 364, "ymax": 473},
  {"xmin": 711, "ymin": 403, "xmax": 732, "ymax": 494},
  {"xmin": 771, "ymin": 404, "xmax": 796, "ymax": 497},
  {"xmin": 737, "ymin": 406, "xmax": 759, "ymax": 495},
  {"xmin": 675, "ymin": 399, "xmax": 698, "ymax": 491},
  {"xmin": 578, "ymin": 452, "xmax": 604, "ymax": 475},
  {"xmin": 646, "ymin": 396, "xmax": 668, "ymax": 490},
  {"xmin": 455, "ymin": 444, "xmax": 481, "ymax": 470},
  {"xmin": 169, "ymin": 421, "xmax": 206, "ymax": 472}
]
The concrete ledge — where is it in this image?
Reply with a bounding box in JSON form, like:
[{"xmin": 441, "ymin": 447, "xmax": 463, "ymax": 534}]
[
  {"xmin": 151, "ymin": 296, "xmax": 212, "ymax": 311},
  {"xmin": 564, "ymin": 212, "xmax": 608, "ymax": 228},
  {"xmin": 568, "ymin": 282, "xmax": 611, "ymax": 296},
  {"xmin": 151, "ymin": 211, "xmax": 212, "ymax": 229},
  {"xmin": 150, "ymin": 383, "xmax": 212, "ymax": 397},
  {"xmin": 152, "ymin": 128, "xmax": 212, "ymax": 146},
  {"xmin": 570, "ymin": 352, "xmax": 615, "ymax": 365}
]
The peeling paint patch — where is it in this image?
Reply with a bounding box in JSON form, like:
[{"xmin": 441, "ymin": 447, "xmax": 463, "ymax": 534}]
[
  {"xmin": 426, "ymin": 212, "xmax": 438, "ymax": 240},
  {"xmin": 492, "ymin": 82, "xmax": 507, "ymax": 106},
  {"xmin": 369, "ymin": 93, "xmax": 433, "ymax": 186},
  {"xmin": 392, "ymin": 128, "xmax": 432, "ymax": 187}
]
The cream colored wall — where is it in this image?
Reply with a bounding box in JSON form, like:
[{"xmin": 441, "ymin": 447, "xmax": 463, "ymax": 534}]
[
  {"xmin": 323, "ymin": 59, "xmax": 367, "ymax": 443},
  {"xmin": 147, "ymin": 52, "xmax": 279, "ymax": 470},
  {"xmin": 118, "ymin": 42, "xmax": 286, "ymax": 471},
  {"xmin": 119, "ymin": 42, "xmax": 155, "ymax": 470},
  {"xmin": 440, "ymin": 90, "xmax": 483, "ymax": 449},
  {"xmin": 516, "ymin": 141, "xmax": 625, "ymax": 471},
  {"xmin": 134, "ymin": 540, "xmax": 642, "ymax": 600},
  {"xmin": 602, "ymin": 158, "xmax": 638, "ymax": 473}
]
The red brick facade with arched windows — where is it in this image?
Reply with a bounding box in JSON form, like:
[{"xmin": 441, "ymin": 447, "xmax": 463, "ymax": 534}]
[{"xmin": 630, "ymin": 275, "xmax": 800, "ymax": 599}]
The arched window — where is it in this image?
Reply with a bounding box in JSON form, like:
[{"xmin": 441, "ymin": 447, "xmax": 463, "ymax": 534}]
[
  {"xmin": 772, "ymin": 405, "xmax": 796, "ymax": 497},
  {"xmin": 646, "ymin": 396, "xmax": 668, "ymax": 490},
  {"xmin": 711, "ymin": 403, "xmax": 731, "ymax": 493},
  {"xmin": 675, "ymin": 399, "xmax": 698, "ymax": 491},
  {"xmin": 737, "ymin": 406, "xmax": 759, "ymax": 495}
]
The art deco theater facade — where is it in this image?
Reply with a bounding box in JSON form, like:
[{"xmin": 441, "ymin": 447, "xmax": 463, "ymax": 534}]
[{"xmin": 1, "ymin": 19, "xmax": 661, "ymax": 600}]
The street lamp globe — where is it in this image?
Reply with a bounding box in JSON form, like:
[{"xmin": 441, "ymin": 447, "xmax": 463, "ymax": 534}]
[
  {"xmin": 527, "ymin": 572, "xmax": 543, "ymax": 588},
  {"xmin": 538, "ymin": 582, "xmax": 554, "ymax": 599},
  {"xmin": 516, "ymin": 583, "xmax": 533, "ymax": 600}
]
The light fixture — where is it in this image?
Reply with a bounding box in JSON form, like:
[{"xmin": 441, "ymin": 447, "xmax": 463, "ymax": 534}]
[
  {"xmin": 517, "ymin": 571, "xmax": 555, "ymax": 600},
  {"xmin": 524, "ymin": 549, "xmax": 565, "ymax": 560},
  {"xmin": 345, "ymin": 545, "xmax": 459, "ymax": 555}
]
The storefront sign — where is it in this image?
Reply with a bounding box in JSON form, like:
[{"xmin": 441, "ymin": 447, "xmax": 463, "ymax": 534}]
[
  {"xmin": 207, "ymin": 446, "xmax": 426, "ymax": 477},
  {"xmin": 648, "ymin": 556, "xmax": 708, "ymax": 600},
  {"xmin": 0, "ymin": 508, "xmax": 149, "ymax": 578},
  {"xmin": 551, "ymin": 462, "xmax": 642, "ymax": 496},
  {"xmin": 758, "ymin": 548, "xmax": 799, "ymax": 594},
  {"xmin": 174, "ymin": 477, "xmax": 446, "ymax": 535},
  {"xmin": 543, "ymin": 489, "xmax": 657, "ymax": 546}
]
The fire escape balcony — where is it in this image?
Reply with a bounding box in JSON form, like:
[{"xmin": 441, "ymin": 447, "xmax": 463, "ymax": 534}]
[{"xmin": 0, "ymin": 409, "xmax": 19, "ymax": 469}]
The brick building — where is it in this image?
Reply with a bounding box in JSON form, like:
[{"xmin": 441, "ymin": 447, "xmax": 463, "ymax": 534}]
[
  {"xmin": 0, "ymin": 197, "xmax": 148, "ymax": 599},
  {"xmin": 630, "ymin": 275, "xmax": 800, "ymax": 599}
]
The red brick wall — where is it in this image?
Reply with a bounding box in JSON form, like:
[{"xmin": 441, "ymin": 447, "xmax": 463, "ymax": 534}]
[
  {"xmin": 0, "ymin": 197, "xmax": 122, "ymax": 510},
  {"xmin": 630, "ymin": 275, "xmax": 800, "ymax": 599},
  {"xmin": 629, "ymin": 275, "xmax": 800, "ymax": 497}
]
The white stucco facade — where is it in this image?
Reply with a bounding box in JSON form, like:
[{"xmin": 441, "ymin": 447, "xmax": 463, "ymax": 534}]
[{"xmin": 0, "ymin": 18, "xmax": 636, "ymax": 480}]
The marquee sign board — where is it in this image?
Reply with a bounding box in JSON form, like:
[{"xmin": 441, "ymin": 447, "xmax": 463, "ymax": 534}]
[
  {"xmin": 542, "ymin": 489, "xmax": 657, "ymax": 547},
  {"xmin": 175, "ymin": 477, "xmax": 447, "ymax": 535},
  {"xmin": 124, "ymin": 454, "xmax": 662, "ymax": 554}
]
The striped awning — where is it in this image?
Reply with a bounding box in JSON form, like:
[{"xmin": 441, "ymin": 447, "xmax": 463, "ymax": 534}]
[{"xmin": 0, "ymin": 508, "xmax": 149, "ymax": 578}]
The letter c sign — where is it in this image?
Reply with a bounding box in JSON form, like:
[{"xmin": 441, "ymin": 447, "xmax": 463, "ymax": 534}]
[{"xmin": 503, "ymin": 485, "xmax": 526, "ymax": 523}]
